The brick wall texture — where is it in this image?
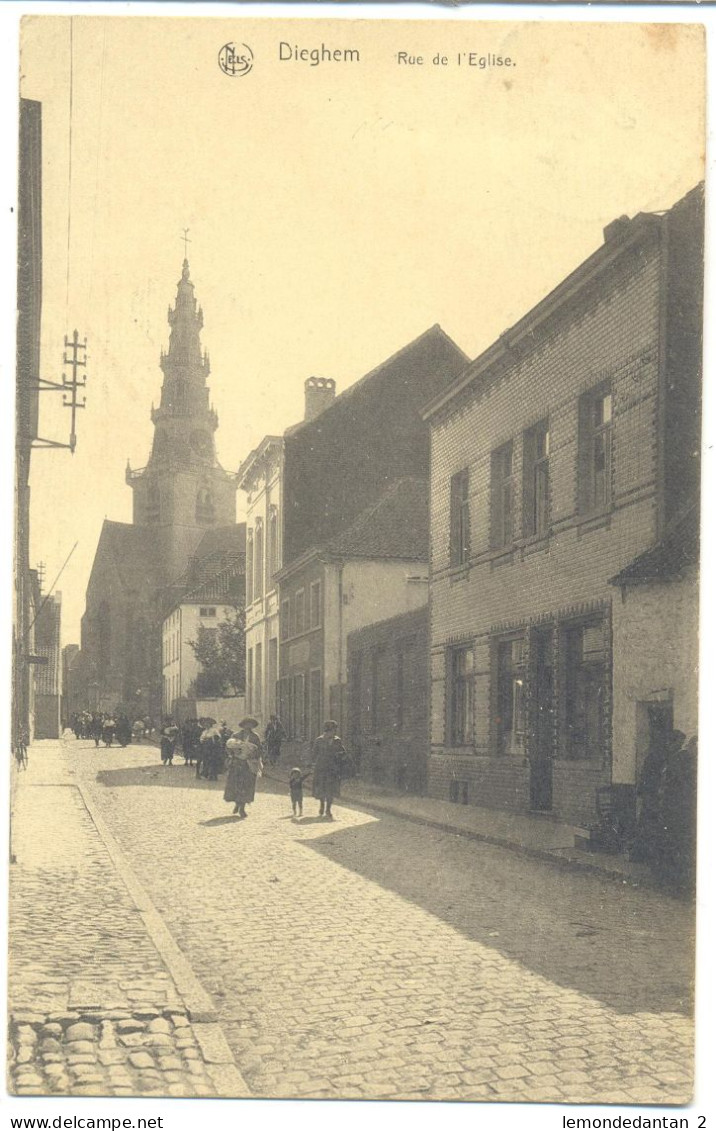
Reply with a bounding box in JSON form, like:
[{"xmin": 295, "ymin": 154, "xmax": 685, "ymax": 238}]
[{"xmin": 427, "ymin": 188, "xmax": 702, "ymax": 828}]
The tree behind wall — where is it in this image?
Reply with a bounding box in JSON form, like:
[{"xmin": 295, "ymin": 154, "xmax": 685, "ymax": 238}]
[{"xmin": 187, "ymin": 606, "xmax": 246, "ymax": 698}]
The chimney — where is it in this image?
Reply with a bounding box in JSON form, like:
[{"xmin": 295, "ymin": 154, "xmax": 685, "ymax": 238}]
[
  {"xmin": 304, "ymin": 376, "xmax": 336, "ymax": 422},
  {"xmin": 603, "ymin": 215, "xmax": 630, "ymax": 244}
]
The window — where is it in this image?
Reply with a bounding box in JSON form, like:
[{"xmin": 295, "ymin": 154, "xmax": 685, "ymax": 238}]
[
  {"xmin": 291, "ymin": 673, "xmax": 306, "ymax": 740},
  {"xmin": 246, "ymin": 530, "xmax": 254, "ymax": 605},
  {"xmin": 196, "ymin": 488, "xmax": 215, "ymax": 524},
  {"xmin": 309, "ymin": 668, "xmax": 322, "ymax": 740},
  {"xmin": 247, "ymin": 648, "xmax": 253, "ymax": 712},
  {"xmin": 563, "ymin": 621, "xmax": 607, "ymax": 760},
  {"xmin": 281, "ymin": 598, "xmax": 290, "ymax": 641},
  {"xmin": 449, "ymin": 646, "xmax": 474, "ymax": 746},
  {"xmin": 523, "ymin": 421, "xmax": 550, "ymax": 538},
  {"xmin": 254, "ymin": 519, "xmax": 264, "ymax": 598},
  {"xmin": 310, "ymin": 581, "xmax": 321, "ymax": 629},
  {"xmin": 294, "ymin": 589, "xmax": 306, "ymax": 635},
  {"xmin": 255, "ymin": 642, "xmax": 263, "ymax": 716},
  {"xmin": 449, "ymin": 469, "xmax": 470, "ymax": 567},
  {"xmin": 495, "ymin": 636, "xmax": 526, "ymax": 756},
  {"xmin": 268, "ymin": 506, "xmax": 279, "ymax": 584},
  {"xmin": 579, "ymin": 386, "xmax": 613, "ymax": 514},
  {"xmin": 491, "ymin": 442, "xmax": 514, "ymax": 549},
  {"xmin": 199, "ymin": 607, "xmax": 216, "ymax": 618}
]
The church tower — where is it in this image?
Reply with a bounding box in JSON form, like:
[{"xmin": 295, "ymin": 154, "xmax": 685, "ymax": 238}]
[{"xmin": 126, "ymin": 259, "xmax": 237, "ymax": 582}]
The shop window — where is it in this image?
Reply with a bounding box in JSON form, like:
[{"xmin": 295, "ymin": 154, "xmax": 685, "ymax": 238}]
[
  {"xmin": 562, "ymin": 621, "xmax": 607, "ymax": 760},
  {"xmin": 448, "ymin": 645, "xmax": 474, "ymax": 747},
  {"xmin": 495, "ymin": 636, "xmax": 526, "ymax": 755}
]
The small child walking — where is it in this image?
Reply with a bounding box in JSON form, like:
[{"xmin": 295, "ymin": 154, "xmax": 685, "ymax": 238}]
[{"xmin": 289, "ymin": 766, "xmax": 312, "ymax": 817}]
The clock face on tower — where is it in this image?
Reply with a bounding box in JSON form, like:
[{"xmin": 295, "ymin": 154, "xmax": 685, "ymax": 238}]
[{"xmin": 189, "ymin": 430, "xmax": 211, "ymax": 458}]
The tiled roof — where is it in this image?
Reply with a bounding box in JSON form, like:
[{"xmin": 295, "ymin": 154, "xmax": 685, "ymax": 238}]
[
  {"xmin": 609, "ymin": 504, "xmax": 699, "ymax": 587},
  {"xmin": 284, "ymin": 325, "xmax": 469, "ymax": 439},
  {"xmin": 182, "ymin": 559, "xmax": 245, "ymax": 605},
  {"xmin": 166, "ymin": 523, "xmax": 246, "ymax": 609},
  {"xmin": 326, "ymin": 477, "xmax": 429, "ymax": 561}
]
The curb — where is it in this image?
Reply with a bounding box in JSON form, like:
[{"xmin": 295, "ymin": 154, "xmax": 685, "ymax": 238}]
[
  {"xmin": 75, "ymin": 779, "xmax": 251, "ymax": 1097},
  {"xmin": 335, "ymin": 793, "xmax": 655, "ymax": 889}
]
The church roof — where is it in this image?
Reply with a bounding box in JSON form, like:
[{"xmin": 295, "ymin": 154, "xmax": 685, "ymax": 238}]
[{"xmin": 95, "ymin": 520, "xmax": 163, "ymax": 593}]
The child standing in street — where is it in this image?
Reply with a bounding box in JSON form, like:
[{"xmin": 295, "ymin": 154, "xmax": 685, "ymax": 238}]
[{"xmin": 289, "ymin": 766, "xmax": 312, "ymax": 818}]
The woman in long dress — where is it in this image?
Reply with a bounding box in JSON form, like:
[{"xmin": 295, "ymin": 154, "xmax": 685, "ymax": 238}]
[{"xmin": 224, "ymin": 716, "xmax": 263, "ymax": 818}]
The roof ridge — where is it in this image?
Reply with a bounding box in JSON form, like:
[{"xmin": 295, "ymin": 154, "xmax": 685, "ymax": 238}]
[{"xmin": 284, "ymin": 325, "xmax": 465, "ymax": 439}]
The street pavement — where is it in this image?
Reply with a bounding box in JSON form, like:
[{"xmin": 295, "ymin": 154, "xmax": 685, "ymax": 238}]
[{"xmin": 10, "ymin": 737, "xmax": 695, "ymax": 1104}]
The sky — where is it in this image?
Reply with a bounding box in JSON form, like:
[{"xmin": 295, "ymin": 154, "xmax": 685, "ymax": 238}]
[
  {"xmin": 1, "ymin": 6, "xmax": 713, "ymax": 1131},
  {"xmin": 13, "ymin": 13, "xmax": 705, "ymax": 645}
]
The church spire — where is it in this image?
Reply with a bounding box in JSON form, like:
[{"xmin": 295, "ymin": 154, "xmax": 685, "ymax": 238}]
[{"xmin": 160, "ymin": 259, "xmax": 210, "ymax": 381}]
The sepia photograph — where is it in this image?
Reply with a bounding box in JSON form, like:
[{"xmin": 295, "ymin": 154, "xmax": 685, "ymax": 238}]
[{"xmin": 5, "ymin": 6, "xmax": 709, "ymax": 1118}]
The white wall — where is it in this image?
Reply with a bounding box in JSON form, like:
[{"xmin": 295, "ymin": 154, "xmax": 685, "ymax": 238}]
[
  {"xmin": 338, "ymin": 559, "xmax": 428, "ymax": 684},
  {"xmin": 611, "ymin": 567, "xmax": 698, "ymax": 784}
]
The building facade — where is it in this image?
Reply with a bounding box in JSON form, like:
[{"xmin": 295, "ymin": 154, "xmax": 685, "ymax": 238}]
[
  {"xmin": 14, "ymin": 98, "xmax": 42, "ymax": 742},
  {"xmin": 347, "ymin": 606, "xmax": 429, "ymax": 793},
  {"xmin": 161, "ymin": 530, "xmax": 245, "ymax": 715},
  {"xmin": 277, "ymin": 477, "xmax": 430, "ymax": 753},
  {"xmin": 424, "ymin": 186, "xmax": 702, "ymax": 829},
  {"xmin": 609, "ymin": 504, "xmax": 699, "ymax": 791},
  {"xmin": 239, "ymin": 436, "xmax": 283, "ymax": 729}
]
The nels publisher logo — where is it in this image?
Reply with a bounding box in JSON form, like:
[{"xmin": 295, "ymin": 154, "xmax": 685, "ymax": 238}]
[{"xmin": 218, "ymin": 42, "xmax": 254, "ymax": 77}]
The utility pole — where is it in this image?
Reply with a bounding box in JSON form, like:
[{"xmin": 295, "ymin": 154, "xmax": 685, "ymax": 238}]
[{"xmin": 32, "ymin": 330, "xmax": 87, "ymax": 453}]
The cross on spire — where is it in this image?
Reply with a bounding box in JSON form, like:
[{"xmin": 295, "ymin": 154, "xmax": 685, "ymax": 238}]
[{"xmin": 181, "ymin": 227, "xmax": 191, "ymax": 258}]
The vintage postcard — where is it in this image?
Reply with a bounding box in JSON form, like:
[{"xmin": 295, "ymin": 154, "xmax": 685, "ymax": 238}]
[{"xmin": 7, "ymin": 8, "xmax": 708, "ymax": 1121}]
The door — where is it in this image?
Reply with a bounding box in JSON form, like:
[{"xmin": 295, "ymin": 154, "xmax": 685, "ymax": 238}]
[{"xmin": 529, "ymin": 629, "xmax": 553, "ymax": 811}]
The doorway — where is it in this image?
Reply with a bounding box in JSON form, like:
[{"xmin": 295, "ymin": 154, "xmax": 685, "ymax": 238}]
[{"xmin": 529, "ymin": 628, "xmax": 553, "ymax": 811}]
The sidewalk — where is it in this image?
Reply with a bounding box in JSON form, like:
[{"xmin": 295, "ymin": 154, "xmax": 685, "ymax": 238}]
[
  {"xmin": 264, "ymin": 762, "xmax": 655, "ymax": 888},
  {"xmin": 8, "ymin": 740, "xmax": 248, "ymax": 1098}
]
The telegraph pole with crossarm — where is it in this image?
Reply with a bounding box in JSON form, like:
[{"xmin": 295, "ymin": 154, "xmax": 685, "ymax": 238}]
[{"xmin": 32, "ymin": 330, "xmax": 87, "ymax": 453}]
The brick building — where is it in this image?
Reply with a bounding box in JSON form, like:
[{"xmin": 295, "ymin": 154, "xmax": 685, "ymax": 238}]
[
  {"xmin": 347, "ymin": 606, "xmax": 429, "ymax": 794},
  {"xmin": 423, "ymin": 185, "xmax": 702, "ymax": 828}
]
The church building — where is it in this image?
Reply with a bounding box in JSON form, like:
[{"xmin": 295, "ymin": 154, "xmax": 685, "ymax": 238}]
[{"xmin": 77, "ymin": 258, "xmax": 239, "ymax": 719}]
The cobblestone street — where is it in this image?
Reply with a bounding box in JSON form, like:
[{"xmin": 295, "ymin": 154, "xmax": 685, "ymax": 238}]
[{"xmin": 10, "ymin": 738, "xmax": 695, "ymax": 1104}]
